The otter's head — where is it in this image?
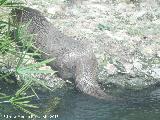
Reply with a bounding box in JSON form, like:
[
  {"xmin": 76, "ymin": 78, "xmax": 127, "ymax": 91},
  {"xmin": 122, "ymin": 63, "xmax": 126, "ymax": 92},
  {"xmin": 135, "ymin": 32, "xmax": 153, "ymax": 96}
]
[
  {"xmin": 11, "ymin": 7, "xmax": 46, "ymax": 25},
  {"xmin": 11, "ymin": 7, "xmax": 50, "ymax": 34}
]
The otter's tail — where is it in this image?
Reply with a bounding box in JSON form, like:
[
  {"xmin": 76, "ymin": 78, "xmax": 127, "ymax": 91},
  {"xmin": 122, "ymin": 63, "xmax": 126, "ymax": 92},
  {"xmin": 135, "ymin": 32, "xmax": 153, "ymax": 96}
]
[{"xmin": 75, "ymin": 56, "xmax": 114, "ymax": 100}]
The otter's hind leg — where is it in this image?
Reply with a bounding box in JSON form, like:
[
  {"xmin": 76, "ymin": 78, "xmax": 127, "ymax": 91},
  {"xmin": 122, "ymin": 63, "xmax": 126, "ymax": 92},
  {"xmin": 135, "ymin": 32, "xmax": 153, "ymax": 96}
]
[{"xmin": 74, "ymin": 56, "xmax": 114, "ymax": 100}]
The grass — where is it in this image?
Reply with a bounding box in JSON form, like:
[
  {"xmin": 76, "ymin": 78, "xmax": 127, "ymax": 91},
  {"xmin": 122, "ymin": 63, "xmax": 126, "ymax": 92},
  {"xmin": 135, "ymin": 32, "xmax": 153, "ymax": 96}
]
[{"xmin": 0, "ymin": 0, "xmax": 60, "ymax": 116}]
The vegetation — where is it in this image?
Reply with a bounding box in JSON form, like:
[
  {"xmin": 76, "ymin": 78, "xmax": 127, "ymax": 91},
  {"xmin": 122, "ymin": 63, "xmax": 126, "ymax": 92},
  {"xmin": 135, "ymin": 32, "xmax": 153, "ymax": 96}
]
[{"xmin": 0, "ymin": 0, "xmax": 60, "ymax": 117}]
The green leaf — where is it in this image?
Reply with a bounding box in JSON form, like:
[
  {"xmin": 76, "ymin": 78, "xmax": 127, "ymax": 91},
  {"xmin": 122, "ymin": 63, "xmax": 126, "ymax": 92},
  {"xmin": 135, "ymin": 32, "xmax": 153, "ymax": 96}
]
[
  {"xmin": 19, "ymin": 103, "xmax": 38, "ymax": 108},
  {"xmin": 27, "ymin": 77, "xmax": 53, "ymax": 91},
  {"xmin": 11, "ymin": 95, "xmax": 35, "ymax": 102},
  {"xmin": 15, "ymin": 79, "xmax": 33, "ymax": 96},
  {"xmin": 13, "ymin": 104, "xmax": 38, "ymax": 117},
  {"xmin": 31, "ymin": 87, "xmax": 39, "ymax": 99},
  {"xmin": 0, "ymin": 0, "xmax": 7, "ymax": 6},
  {"xmin": 0, "ymin": 1, "xmax": 24, "ymax": 7},
  {"xmin": 14, "ymin": 101, "xmax": 30, "ymax": 104},
  {"xmin": 18, "ymin": 69, "xmax": 56, "ymax": 74},
  {"xmin": 20, "ymin": 58, "xmax": 55, "ymax": 70}
]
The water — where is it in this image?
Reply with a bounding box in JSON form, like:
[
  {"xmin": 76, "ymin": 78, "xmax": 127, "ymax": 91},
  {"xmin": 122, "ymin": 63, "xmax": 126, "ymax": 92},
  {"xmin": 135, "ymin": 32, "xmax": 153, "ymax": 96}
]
[
  {"xmin": 1, "ymin": 81, "xmax": 160, "ymax": 120},
  {"xmin": 54, "ymin": 85, "xmax": 160, "ymax": 120}
]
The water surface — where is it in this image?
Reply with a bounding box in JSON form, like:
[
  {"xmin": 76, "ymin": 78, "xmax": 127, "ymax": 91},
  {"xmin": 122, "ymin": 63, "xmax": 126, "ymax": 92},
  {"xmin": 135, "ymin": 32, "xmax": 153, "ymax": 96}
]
[
  {"xmin": 1, "ymin": 81, "xmax": 160, "ymax": 120},
  {"xmin": 54, "ymin": 85, "xmax": 160, "ymax": 120}
]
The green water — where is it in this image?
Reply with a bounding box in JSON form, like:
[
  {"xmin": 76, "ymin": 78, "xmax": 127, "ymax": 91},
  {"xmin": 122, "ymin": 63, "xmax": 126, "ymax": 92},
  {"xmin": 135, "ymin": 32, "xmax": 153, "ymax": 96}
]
[
  {"xmin": 55, "ymin": 87, "xmax": 160, "ymax": 120},
  {"xmin": 1, "ymin": 81, "xmax": 160, "ymax": 120}
]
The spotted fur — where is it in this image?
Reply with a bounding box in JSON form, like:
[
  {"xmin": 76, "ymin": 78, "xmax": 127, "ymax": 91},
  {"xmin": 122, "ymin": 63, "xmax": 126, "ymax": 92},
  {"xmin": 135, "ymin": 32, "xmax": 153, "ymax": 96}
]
[{"xmin": 11, "ymin": 7, "xmax": 114, "ymax": 100}]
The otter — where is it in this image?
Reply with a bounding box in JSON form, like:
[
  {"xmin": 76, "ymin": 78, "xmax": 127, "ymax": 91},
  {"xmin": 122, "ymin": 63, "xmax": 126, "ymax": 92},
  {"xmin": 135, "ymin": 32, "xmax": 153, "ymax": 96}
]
[{"xmin": 11, "ymin": 7, "xmax": 114, "ymax": 100}]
